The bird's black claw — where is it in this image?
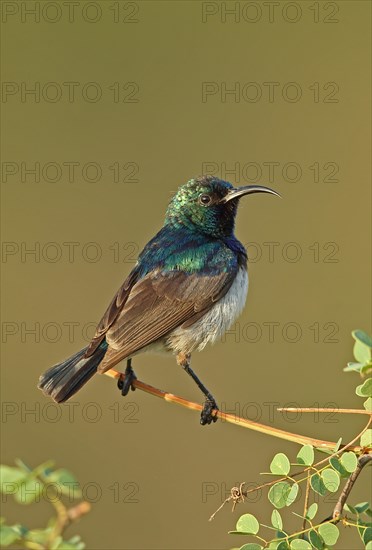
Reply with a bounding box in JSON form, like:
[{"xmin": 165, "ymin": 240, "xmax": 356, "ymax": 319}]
[
  {"xmin": 117, "ymin": 364, "xmax": 137, "ymax": 397},
  {"xmin": 200, "ymin": 400, "xmax": 219, "ymax": 425}
]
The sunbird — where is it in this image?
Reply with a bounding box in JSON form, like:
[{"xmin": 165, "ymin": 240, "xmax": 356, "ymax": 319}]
[{"xmin": 39, "ymin": 176, "xmax": 279, "ymax": 425}]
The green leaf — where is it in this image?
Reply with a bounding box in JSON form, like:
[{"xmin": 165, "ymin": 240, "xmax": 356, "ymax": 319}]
[
  {"xmin": 363, "ymin": 527, "xmax": 372, "ymax": 545},
  {"xmin": 365, "ymin": 541, "xmax": 372, "ymax": 550},
  {"xmin": 364, "ymin": 397, "xmax": 372, "ymax": 412},
  {"xmin": 290, "ymin": 540, "xmax": 312, "ymax": 550},
  {"xmin": 354, "ymin": 502, "xmax": 370, "ymax": 514},
  {"xmin": 352, "ymin": 330, "xmax": 372, "ymax": 363},
  {"xmin": 25, "ymin": 527, "xmax": 53, "ymax": 544},
  {"xmin": 271, "ymin": 509, "xmax": 283, "ymax": 531},
  {"xmin": 14, "ymin": 478, "xmax": 42, "ymax": 505},
  {"xmin": 309, "ymin": 529, "xmax": 324, "ymax": 550},
  {"xmin": 356, "ymin": 379, "xmax": 372, "ymax": 397},
  {"xmin": 276, "ymin": 541, "xmax": 290, "ymax": 550},
  {"xmin": 0, "ymin": 464, "xmax": 26, "ymax": 493},
  {"xmin": 56, "ymin": 536, "xmax": 85, "ymax": 550},
  {"xmin": 239, "ymin": 545, "xmax": 263, "ymax": 550},
  {"xmin": 0, "ymin": 524, "xmax": 22, "ymax": 546},
  {"xmin": 310, "ymin": 473, "xmax": 327, "ymax": 496},
  {"xmin": 353, "ymin": 330, "xmax": 372, "ymax": 349},
  {"xmin": 333, "ymin": 437, "xmax": 343, "ymax": 452},
  {"xmin": 344, "ymin": 361, "xmax": 363, "ymax": 372},
  {"xmin": 50, "ymin": 536, "xmax": 63, "ymax": 550},
  {"xmin": 340, "ymin": 451, "xmax": 358, "ymax": 473},
  {"xmin": 329, "ymin": 457, "xmax": 349, "ymax": 478},
  {"xmin": 306, "ymin": 502, "xmax": 318, "ymax": 520},
  {"xmin": 362, "ymin": 362, "xmax": 372, "ymax": 375},
  {"xmin": 268, "ymin": 482, "xmax": 292, "ymax": 509},
  {"xmin": 321, "ymin": 468, "xmax": 340, "ymax": 492},
  {"xmin": 286, "ymin": 483, "xmax": 299, "ymax": 506},
  {"xmin": 318, "ymin": 523, "xmax": 339, "ymax": 546},
  {"xmin": 236, "ymin": 514, "xmax": 260, "ymax": 535},
  {"xmin": 361, "ymin": 430, "xmax": 372, "ymax": 448},
  {"xmin": 344, "ymin": 503, "xmax": 358, "ymax": 515},
  {"xmin": 297, "ymin": 445, "xmax": 314, "ymax": 466},
  {"xmin": 270, "ymin": 453, "xmax": 291, "ymax": 476},
  {"xmin": 45, "ymin": 469, "xmax": 81, "ymax": 497}
]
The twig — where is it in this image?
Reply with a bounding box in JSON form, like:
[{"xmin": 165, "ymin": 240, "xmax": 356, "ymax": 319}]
[
  {"xmin": 104, "ymin": 368, "xmax": 370, "ymax": 452},
  {"xmin": 209, "ymin": 483, "xmax": 246, "ymax": 522},
  {"xmin": 38, "ymin": 473, "xmax": 91, "ymax": 547},
  {"xmin": 332, "ymin": 454, "xmax": 372, "ymax": 519},
  {"xmin": 301, "ymin": 472, "xmax": 311, "ymax": 534},
  {"xmin": 278, "ymin": 407, "xmax": 371, "ymax": 415}
]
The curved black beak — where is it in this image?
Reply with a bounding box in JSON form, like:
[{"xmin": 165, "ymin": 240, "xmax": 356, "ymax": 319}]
[{"xmin": 221, "ymin": 185, "xmax": 281, "ymax": 203}]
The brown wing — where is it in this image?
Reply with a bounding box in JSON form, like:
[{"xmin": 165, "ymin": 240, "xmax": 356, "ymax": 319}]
[
  {"xmin": 96, "ymin": 268, "xmax": 237, "ymax": 373},
  {"xmin": 85, "ymin": 268, "xmax": 139, "ymax": 357}
]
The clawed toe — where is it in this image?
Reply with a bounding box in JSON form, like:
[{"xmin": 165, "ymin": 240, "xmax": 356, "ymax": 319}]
[
  {"xmin": 117, "ymin": 361, "xmax": 137, "ymax": 397},
  {"xmin": 200, "ymin": 400, "xmax": 219, "ymax": 425}
]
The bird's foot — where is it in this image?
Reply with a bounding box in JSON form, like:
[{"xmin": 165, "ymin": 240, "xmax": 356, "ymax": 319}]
[
  {"xmin": 200, "ymin": 399, "xmax": 219, "ymax": 425},
  {"xmin": 117, "ymin": 361, "xmax": 137, "ymax": 397}
]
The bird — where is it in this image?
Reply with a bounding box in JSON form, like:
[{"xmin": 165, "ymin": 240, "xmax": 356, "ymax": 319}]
[{"xmin": 38, "ymin": 175, "xmax": 280, "ymax": 425}]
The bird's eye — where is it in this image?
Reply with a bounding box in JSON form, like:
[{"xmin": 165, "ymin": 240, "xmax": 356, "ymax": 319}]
[{"xmin": 199, "ymin": 193, "xmax": 212, "ymax": 206}]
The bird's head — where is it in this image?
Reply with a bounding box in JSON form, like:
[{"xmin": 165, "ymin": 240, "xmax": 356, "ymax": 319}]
[{"xmin": 165, "ymin": 175, "xmax": 280, "ymax": 238}]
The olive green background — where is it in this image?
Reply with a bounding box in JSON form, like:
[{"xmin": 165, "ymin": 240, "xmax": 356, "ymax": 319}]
[{"xmin": 1, "ymin": 1, "xmax": 371, "ymax": 549}]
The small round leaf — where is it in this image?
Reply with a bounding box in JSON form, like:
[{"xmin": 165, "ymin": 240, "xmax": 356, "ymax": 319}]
[
  {"xmin": 363, "ymin": 527, "xmax": 372, "ymax": 546},
  {"xmin": 318, "ymin": 523, "xmax": 339, "ymax": 546},
  {"xmin": 340, "ymin": 452, "xmax": 358, "ymax": 473},
  {"xmin": 270, "ymin": 453, "xmax": 291, "ymax": 476},
  {"xmin": 364, "ymin": 397, "xmax": 372, "ymax": 412},
  {"xmin": 239, "ymin": 544, "xmax": 263, "ymax": 550},
  {"xmin": 271, "ymin": 509, "xmax": 283, "ymax": 531},
  {"xmin": 356, "ymin": 378, "xmax": 372, "ymax": 397},
  {"xmin": 286, "ymin": 483, "xmax": 299, "ymax": 506},
  {"xmin": 361, "ymin": 430, "xmax": 372, "ymax": 448},
  {"xmin": 354, "ymin": 502, "xmax": 370, "ymax": 513},
  {"xmin": 306, "ymin": 503, "xmax": 318, "ymax": 520},
  {"xmin": 236, "ymin": 513, "xmax": 260, "ymax": 535},
  {"xmin": 268, "ymin": 482, "xmax": 291, "ymax": 509},
  {"xmin": 310, "ymin": 473, "xmax": 327, "ymax": 496},
  {"xmin": 297, "ymin": 445, "xmax": 314, "ymax": 466},
  {"xmin": 309, "ymin": 529, "xmax": 324, "ymax": 550},
  {"xmin": 321, "ymin": 468, "xmax": 340, "ymax": 492},
  {"xmin": 329, "ymin": 457, "xmax": 349, "ymax": 478},
  {"xmin": 290, "ymin": 539, "xmax": 312, "ymax": 550}
]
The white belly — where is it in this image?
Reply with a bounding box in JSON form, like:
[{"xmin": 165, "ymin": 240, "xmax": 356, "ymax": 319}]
[{"xmin": 167, "ymin": 268, "xmax": 248, "ymax": 355}]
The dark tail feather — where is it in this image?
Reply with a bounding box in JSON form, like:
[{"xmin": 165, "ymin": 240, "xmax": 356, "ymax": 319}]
[{"xmin": 38, "ymin": 344, "xmax": 107, "ymax": 403}]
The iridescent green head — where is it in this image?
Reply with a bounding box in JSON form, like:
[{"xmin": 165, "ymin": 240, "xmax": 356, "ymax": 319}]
[{"xmin": 165, "ymin": 175, "xmax": 280, "ymax": 238}]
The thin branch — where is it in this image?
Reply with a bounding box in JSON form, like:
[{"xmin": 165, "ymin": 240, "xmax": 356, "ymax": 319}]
[
  {"xmin": 104, "ymin": 368, "xmax": 370, "ymax": 452},
  {"xmin": 301, "ymin": 472, "xmax": 311, "ymax": 534},
  {"xmin": 332, "ymin": 454, "xmax": 372, "ymax": 519},
  {"xmin": 278, "ymin": 407, "xmax": 371, "ymax": 415},
  {"xmin": 38, "ymin": 473, "xmax": 91, "ymax": 547}
]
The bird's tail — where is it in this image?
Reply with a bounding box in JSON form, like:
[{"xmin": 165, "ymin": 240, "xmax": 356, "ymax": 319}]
[{"xmin": 38, "ymin": 343, "xmax": 107, "ymax": 403}]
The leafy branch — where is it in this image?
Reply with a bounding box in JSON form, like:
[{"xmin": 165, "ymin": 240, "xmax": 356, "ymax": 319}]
[
  {"xmin": 0, "ymin": 460, "xmax": 90, "ymax": 549},
  {"xmin": 208, "ymin": 329, "xmax": 372, "ymax": 550}
]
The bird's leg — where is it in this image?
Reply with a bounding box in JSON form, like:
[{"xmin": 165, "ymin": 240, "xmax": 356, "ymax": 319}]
[
  {"xmin": 117, "ymin": 358, "xmax": 137, "ymax": 397},
  {"xmin": 177, "ymin": 352, "xmax": 218, "ymax": 425}
]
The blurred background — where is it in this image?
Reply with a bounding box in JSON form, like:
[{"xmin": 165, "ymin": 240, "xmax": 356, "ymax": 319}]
[{"xmin": 1, "ymin": 1, "xmax": 371, "ymax": 548}]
